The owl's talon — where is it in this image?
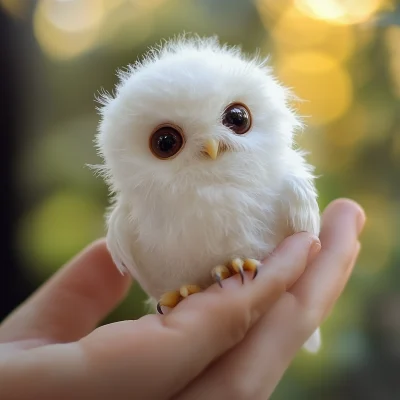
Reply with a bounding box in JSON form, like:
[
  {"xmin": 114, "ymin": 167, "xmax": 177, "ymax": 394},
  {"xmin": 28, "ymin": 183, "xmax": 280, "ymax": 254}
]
[
  {"xmin": 180, "ymin": 284, "xmax": 202, "ymax": 298},
  {"xmin": 238, "ymin": 267, "xmax": 245, "ymax": 284},
  {"xmin": 253, "ymin": 267, "xmax": 258, "ymax": 279},
  {"xmin": 211, "ymin": 258, "xmax": 261, "ymax": 287},
  {"xmin": 156, "ymin": 290, "xmax": 181, "ymax": 314},
  {"xmin": 243, "ymin": 258, "xmax": 261, "ymax": 280},
  {"xmin": 212, "ymin": 265, "xmax": 232, "ymax": 288},
  {"xmin": 231, "ymin": 258, "xmax": 245, "ymax": 284},
  {"xmin": 156, "ymin": 302, "xmax": 164, "ymax": 315},
  {"xmin": 156, "ymin": 286, "xmax": 201, "ymax": 314}
]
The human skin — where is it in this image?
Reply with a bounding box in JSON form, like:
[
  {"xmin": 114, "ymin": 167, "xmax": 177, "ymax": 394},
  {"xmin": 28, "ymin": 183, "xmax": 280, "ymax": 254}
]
[{"xmin": 0, "ymin": 199, "xmax": 365, "ymax": 400}]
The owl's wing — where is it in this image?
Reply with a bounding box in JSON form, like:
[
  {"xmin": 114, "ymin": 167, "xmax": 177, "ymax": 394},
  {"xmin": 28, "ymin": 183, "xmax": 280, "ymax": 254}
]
[
  {"xmin": 281, "ymin": 152, "xmax": 321, "ymax": 353},
  {"xmin": 106, "ymin": 200, "xmax": 139, "ymax": 280},
  {"xmin": 281, "ymin": 152, "xmax": 320, "ymax": 237}
]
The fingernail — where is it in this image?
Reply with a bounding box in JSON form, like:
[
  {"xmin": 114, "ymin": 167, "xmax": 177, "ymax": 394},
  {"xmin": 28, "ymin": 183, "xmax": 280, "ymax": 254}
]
[
  {"xmin": 307, "ymin": 237, "xmax": 321, "ymax": 264},
  {"xmin": 356, "ymin": 207, "xmax": 366, "ymax": 234}
]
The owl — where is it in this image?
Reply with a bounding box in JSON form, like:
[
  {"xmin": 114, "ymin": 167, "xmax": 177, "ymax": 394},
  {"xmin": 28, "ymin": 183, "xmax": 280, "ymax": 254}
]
[{"xmin": 94, "ymin": 35, "xmax": 321, "ymax": 352}]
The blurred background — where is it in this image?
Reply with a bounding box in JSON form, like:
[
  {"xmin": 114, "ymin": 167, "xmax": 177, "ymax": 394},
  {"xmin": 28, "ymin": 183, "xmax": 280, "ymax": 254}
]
[{"xmin": 1, "ymin": 0, "xmax": 400, "ymax": 398}]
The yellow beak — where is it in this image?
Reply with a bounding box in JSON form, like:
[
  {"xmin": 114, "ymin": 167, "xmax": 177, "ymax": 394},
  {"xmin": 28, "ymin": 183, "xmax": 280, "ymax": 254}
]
[{"xmin": 204, "ymin": 138, "xmax": 219, "ymax": 160}]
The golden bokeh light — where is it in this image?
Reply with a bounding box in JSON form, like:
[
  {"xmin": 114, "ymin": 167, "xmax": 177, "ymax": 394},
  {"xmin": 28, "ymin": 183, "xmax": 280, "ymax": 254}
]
[
  {"xmin": 33, "ymin": 0, "xmax": 105, "ymax": 61},
  {"xmin": 43, "ymin": 0, "xmax": 104, "ymax": 32},
  {"xmin": 276, "ymin": 51, "xmax": 353, "ymax": 125},
  {"xmin": 270, "ymin": 7, "xmax": 356, "ymax": 62},
  {"xmin": 294, "ymin": 0, "xmax": 387, "ymax": 25},
  {"xmin": 272, "ymin": 7, "xmax": 330, "ymax": 48}
]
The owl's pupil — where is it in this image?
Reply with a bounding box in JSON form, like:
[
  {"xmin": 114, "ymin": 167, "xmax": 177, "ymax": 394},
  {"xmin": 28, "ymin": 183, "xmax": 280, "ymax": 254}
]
[
  {"xmin": 150, "ymin": 125, "xmax": 184, "ymax": 159},
  {"xmin": 225, "ymin": 108, "xmax": 246, "ymax": 127},
  {"xmin": 158, "ymin": 134, "xmax": 176, "ymax": 153},
  {"xmin": 222, "ymin": 103, "xmax": 251, "ymax": 135}
]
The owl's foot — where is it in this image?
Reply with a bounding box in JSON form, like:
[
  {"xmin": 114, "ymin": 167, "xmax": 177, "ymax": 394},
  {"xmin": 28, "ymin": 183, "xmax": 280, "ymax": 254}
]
[
  {"xmin": 156, "ymin": 285, "xmax": 202, "ymax": 314},
  {"xmin": 212, "ymin": 258, "xmax": 260, "ymax": 287},
  {"xmin": 156, "ymin": 258, "xmax": 260, "ymax": 314}
]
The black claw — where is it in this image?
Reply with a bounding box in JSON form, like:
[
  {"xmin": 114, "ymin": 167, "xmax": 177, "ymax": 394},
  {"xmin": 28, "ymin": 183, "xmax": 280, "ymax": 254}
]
[
  {"xmin": 156, "ymin": 302, "xmax": 164, "ymax": 315},
  {"xmin": 215, "ymin": 274, "xmax": 223, "ymax": 288},
  {"xmin": 253, "ymin": 267, "xmax": 258, "ymax": 280},
  {"xmin": 239, "ymin": 267, "xmax": 245, "ymax": 284}
]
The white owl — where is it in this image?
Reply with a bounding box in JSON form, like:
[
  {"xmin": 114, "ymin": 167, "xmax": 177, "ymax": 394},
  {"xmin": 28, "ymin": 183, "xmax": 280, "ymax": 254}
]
[{"xmin": 94, "ymin": 35, "xmax": 321, "ymax": 353}]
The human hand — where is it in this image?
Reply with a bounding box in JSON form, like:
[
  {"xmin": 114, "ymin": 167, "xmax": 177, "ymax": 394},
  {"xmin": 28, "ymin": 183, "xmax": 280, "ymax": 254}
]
[{"xmin": 0, "ymin": 199, "xmax": 364, "ymax": 400}]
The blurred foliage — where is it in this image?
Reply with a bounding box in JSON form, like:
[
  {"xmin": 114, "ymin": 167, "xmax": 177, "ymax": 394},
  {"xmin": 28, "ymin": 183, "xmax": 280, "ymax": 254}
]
[{"xmin": 2, "ymin": 0, "xmax": 400, "ymax": 397}]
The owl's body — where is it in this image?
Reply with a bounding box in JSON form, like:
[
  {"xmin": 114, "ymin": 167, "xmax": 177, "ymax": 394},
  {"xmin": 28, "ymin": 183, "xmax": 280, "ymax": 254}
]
[
  {"xmin": 95, "ymin": 36, "xmax": 321, "ymax": 352},
  {"xmin": 108, "ymin": 150, "xmax": 318, "ymax": 301}
]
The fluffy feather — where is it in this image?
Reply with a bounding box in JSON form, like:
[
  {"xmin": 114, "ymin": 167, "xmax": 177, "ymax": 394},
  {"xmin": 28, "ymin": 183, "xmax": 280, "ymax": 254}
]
[{"xmin": 94, "ymin": 34, "xmax": 321, "ymax": 352}]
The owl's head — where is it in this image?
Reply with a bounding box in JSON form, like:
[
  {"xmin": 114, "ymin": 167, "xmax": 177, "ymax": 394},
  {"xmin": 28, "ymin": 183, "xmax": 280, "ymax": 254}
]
[{"xmin": 95, "ymin": 35, "xmax": 302, "ymax": 197}]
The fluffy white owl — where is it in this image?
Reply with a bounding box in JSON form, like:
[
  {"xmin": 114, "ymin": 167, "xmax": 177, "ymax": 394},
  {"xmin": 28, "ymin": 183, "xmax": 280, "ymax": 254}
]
[{"xmin": 94, "ymin": 36, "xmax": 321, "ymax": 352}]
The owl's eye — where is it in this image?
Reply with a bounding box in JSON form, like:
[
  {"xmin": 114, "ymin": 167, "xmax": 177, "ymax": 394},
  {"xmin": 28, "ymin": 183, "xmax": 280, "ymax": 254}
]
[
  {"xmin": 222, "ymin": 103, "xmax": 252, "ymax": 135},
  {"xmin": 149, "ymin": 124, "xmax": 185, "ymax": 159}
]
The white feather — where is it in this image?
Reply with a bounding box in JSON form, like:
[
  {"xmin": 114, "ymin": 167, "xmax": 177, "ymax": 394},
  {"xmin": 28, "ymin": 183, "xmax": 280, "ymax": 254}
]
[{"xmin": 94, "ymin": 34, "xmax": 321, "ymax": 353}]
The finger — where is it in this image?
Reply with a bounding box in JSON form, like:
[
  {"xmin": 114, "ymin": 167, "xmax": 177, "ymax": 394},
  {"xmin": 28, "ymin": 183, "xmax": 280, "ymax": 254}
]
[
  {"xmin": 290, "ymin": 198, "xmax": 365, "ymax": 319},
  {"xmin": 0, "ymin": 239, "xmax": 131, "ymax": 344},
  {"xmin": 51, "ymin": 232, "xmax": 318, "ymax": 400},
  {"xmin": 176, "ymin": 199, "xmax": 364, "ymax": 400},
  {"xmin": 181, "ymin": 243, "xmax": 361, "ymax": 400}
]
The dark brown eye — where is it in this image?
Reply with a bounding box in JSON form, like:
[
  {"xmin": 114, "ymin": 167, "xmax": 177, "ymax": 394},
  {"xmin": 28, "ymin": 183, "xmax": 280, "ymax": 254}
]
[
  {"xmin": 222, "ymin": 103, "xmax": 251, "ymax": 135},
  {"xmin": 149, "ymin": 124, "xmax": 185, "ymax": 159}
]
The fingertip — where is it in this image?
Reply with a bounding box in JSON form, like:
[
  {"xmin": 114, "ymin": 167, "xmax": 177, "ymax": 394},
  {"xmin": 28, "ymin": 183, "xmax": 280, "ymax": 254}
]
[
  {"xmin": 269, "ymin": 232, "xmax": 320, "ymax": 262},
  {"xmin": 253, "ymin": 232, "xmax": 321, "ymax": 300},
  {"xmin": 87, "ymin": 237, "xmax": 108, "ymax": 250},
  {"xmin": 84, "ymin": 238, "xmax": 118, "ymax": 267},
  {"xmin": 356, "ymin": 207, "xmax": 366, "ymax": 235},
  {"xmin": 85, "ymin": 238, "xmax": 131, "ymax": 280},
  {"xmin": 324, "ymin": 198, "xmax": 366, "ymax": 234},
  {"xmin": 308, "ymin": 239, "xmax": 322, "ymax": 264}
]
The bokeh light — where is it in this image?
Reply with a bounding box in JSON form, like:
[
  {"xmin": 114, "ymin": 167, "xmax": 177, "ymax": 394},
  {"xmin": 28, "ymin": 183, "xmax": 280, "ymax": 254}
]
[
  {"xmin": 294, "ymin": 0, "xmax": 389, "ymax": 25},
  {"xmin": 33, "ymin": 0, "xmax": 105, "ymax": 60},
  {"xmin": 270, "ymin": 6, "xmax": 356, "ymax": 61},
  {"xmin": 276, "ymin": 51, "xmax": 353, "ymax": 125}
]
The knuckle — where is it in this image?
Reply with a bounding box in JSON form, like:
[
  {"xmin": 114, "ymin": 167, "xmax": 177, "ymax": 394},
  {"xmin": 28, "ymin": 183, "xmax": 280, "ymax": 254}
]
[
  {"xmin": 265, "ymin": 272, "xmax": 287, "ymax": 293},
  {"xmin": 227, "ymin": 300, "xmax": 253, "ymax": 344}
]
